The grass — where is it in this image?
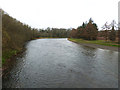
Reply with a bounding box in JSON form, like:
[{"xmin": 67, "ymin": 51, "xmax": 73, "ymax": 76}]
[
  {"xmin": 68, "ymin": 38, "xmax": 120, "ymax": 47},
  {"xmin": 2, "ymin": 50, "xmax": 18, "ymax": 64}
]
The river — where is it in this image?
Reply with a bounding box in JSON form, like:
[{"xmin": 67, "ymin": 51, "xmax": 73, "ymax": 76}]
[{"xmin": 3, "ymin": 38, "xmax": 118, "ymax": 88}]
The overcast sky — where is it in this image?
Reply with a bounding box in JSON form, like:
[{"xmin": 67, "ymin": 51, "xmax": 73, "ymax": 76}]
[{"xmin": 0, "ymin": 0, "xmax": 119, "ymax": 29}]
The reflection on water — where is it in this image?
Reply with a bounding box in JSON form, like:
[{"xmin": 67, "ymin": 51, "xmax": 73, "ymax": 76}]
[{"xmin": 3, "ymin": 38, "xmax": 118, "ymax": 88}]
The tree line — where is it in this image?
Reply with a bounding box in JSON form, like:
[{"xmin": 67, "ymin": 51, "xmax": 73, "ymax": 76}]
[
  {"xmin": 2, "ymin": 10, "xmax": 39, "ymax": 63},
  {"xmin": 70, "ymin": 18, "xmax": 118, "ymax": 41},
  {"xmin": 38, "ymin": 27, "xmax": 71, "ymax": 38}
]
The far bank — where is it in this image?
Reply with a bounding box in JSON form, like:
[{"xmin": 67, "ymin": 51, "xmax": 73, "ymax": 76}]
[{"xmin": 68, "ymin": 38, "xmax": 119, "ymax": 52}]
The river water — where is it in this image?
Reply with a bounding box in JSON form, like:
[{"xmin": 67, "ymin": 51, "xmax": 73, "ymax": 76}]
[{"xmin": 3, "ymin": 38, "xmax": 118, "ymax": 88}]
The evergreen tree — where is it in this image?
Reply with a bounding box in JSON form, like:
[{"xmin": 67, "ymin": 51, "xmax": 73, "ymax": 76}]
[{"xmin": 85, "ymin": 18, "xmax": 98, "ymax": 40}]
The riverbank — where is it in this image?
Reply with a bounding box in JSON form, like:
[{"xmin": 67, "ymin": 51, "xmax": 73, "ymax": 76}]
[
  {"xmin": 68, "ymin": 38, "xmax": 119, "ymax": 51},
  {"xmin": 2, "ymin": 48, "xmax": 26, "ymax": 76}
]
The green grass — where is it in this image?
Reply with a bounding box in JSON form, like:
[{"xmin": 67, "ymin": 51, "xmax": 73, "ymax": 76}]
[
  {"xmin": 2, "ymin": 50, "xmax": 18, "ymax": 64},
  {"xmin": 68, "ymin": 38, "xmax": 120, "ymax": 47}
]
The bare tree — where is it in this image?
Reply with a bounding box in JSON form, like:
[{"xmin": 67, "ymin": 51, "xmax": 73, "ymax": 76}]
[
  {"xmin": 109, "ymin": 20, "xmax": 117, "ymax": 41},
  {"xmin": 102, "ymin": 22, "xmax": 110, "ymax": 41}
]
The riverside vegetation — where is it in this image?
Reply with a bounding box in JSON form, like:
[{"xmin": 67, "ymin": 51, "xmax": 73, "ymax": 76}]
[
  {"xmin": 69, "ymin": 18, "xmax": 119, "ymax": 47},
  {"xmin": 2, "ymin": 11, "xmax": 39, "ymax": 64},
  {"xmin": 68, "ymin": 38, "xmax": 120, "ymax": 47}
]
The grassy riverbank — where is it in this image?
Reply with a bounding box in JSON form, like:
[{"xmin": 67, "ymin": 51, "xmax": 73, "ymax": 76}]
[
  {"xmin": 68, "ymin": 38, "xmax": 120, "ymax": 47},
  {"xmin": 2, "ymin": 11, "xmax": 39, "ymax": 65},
  {"xmin": 2, "ymin": 49, "xmax": 22, "ymax": 64}
]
